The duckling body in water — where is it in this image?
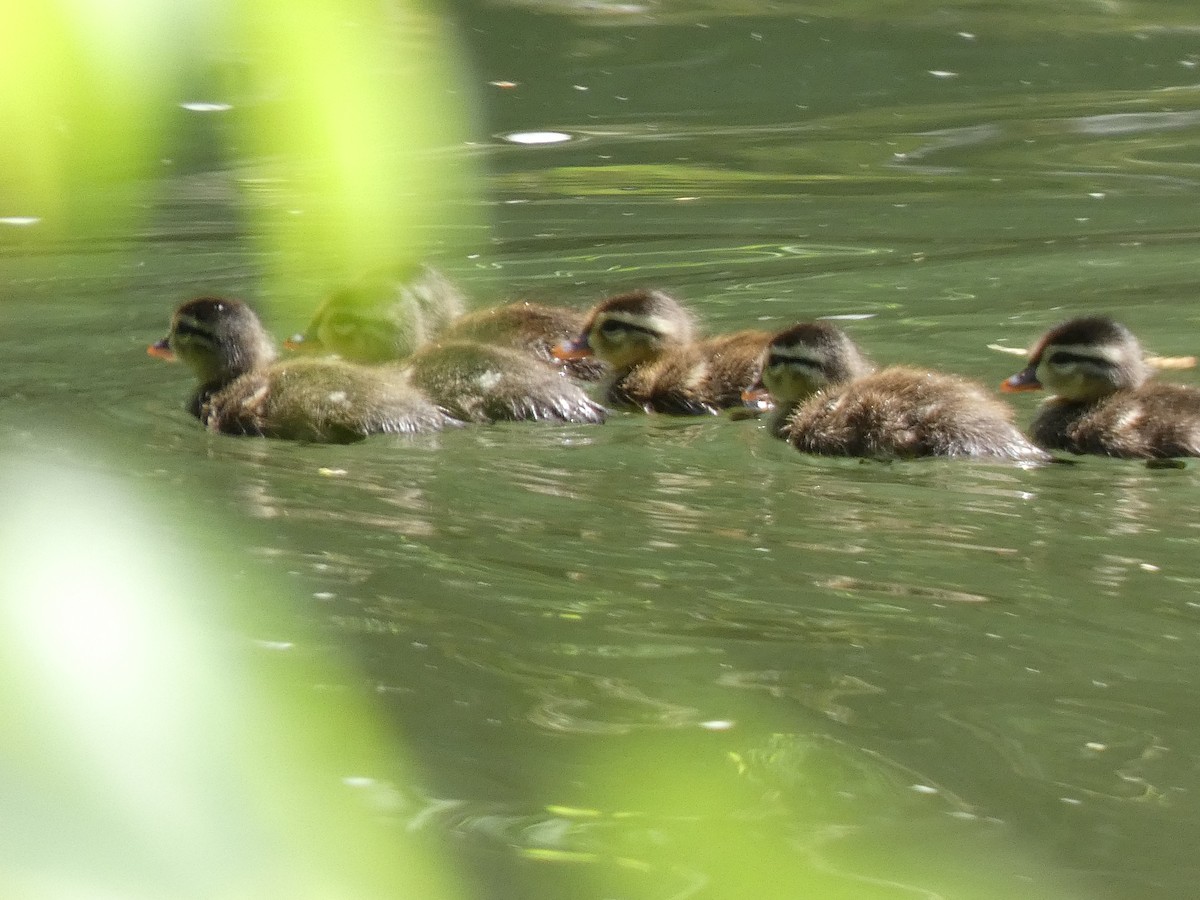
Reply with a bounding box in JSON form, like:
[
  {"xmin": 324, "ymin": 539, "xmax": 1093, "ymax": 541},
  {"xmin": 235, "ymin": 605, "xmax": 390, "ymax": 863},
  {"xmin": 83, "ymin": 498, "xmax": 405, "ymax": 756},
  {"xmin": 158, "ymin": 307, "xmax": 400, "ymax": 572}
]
[
  {"xmin": 1002, "ymin": 316, "xmax": 1200, "ymax": 458},
  {"xmin": 554, "ymin": 289, "xmax": 770, "ymax": 414},
  {"xmin": 754, "ymin": 322, "xmax": 1048, "ymax": 461},
  {"xmin": 438, "ymin": 301, "xmax": 605, "ymax": 382},
  {"xmin": 150, "ymin": 297, "xmax": 455, "ymax": 442},
  {"xmin": 405, "ymin": 340, "xmax": 607, "ymax": 425},
  {"xmin": 288, "ymin": 269, "xmax": 604, "ymax": 381}
]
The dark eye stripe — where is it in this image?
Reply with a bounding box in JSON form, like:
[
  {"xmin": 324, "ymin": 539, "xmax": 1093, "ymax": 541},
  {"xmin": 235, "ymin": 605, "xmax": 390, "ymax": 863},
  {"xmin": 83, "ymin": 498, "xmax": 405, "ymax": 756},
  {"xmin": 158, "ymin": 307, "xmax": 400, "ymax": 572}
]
[
  {"xmin": 599, "ymin": 320, "xmax": 660, "ymax": 338},
  {"xmin": 173, "ymin": 319, "xmax": 214, "ymax": 341},
  {"xmin": 766, "ymin": 352, "xmax": 820, "ymax": 370},
  {"xmin": 1047, "ymin": 350, "xmax": 1114, "ymax": 368}
]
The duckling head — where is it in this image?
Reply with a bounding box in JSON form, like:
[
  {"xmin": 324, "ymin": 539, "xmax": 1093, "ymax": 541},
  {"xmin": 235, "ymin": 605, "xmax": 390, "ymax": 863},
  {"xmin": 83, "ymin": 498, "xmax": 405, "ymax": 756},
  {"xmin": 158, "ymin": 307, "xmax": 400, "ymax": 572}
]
[
  {"xmin": 553, "ymin": 289, "xmax": 695, "ymax": 370},
  {"xmin": 287, "ymin": 284, "xmax": 417, "ymax": 362},
  {"xmin": 755, "ymin": 321, "xmax": 874, "ymax": 406},
  {"xmin": 1001, "ymin": 316, "xmax": 1151, "ymax": 401},
  {"xmin": 149, "ymin": 297, "xmax": 276, "ymax": 387},
  {"xmin": 285, "ymin": 265, "xmax": 466, "ymax": 362}
]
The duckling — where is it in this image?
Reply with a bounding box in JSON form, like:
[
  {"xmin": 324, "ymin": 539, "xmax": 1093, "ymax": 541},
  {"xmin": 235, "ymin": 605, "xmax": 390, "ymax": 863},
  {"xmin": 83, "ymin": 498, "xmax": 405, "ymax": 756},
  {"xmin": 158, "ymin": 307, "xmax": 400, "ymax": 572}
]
[
  {"xmin": 288, "ymin": 269, "xmax": 605, "ymax": 382},
  {"xmin": 1001, "ymin": 316, "xmax": 1200, "ymax": 458},
  {"xmin": 404, "ymin": 340, "xmax": 606, "ymax": 425},
  {"xmin": 438, "ymin": 301, "xmax": 606, "ymax": 382},
  {"xmin": 286, "ymin": 263, "xmax": 466, "ymax": 362},
  {"xmin": 552, "ymin": 289, "xmax": 771, "ymax": 414},
  {"xmin": 751, "ymin": 321, "xmax": 1048, "ymax": 461},
  {"xmin": 149, "ymin": 297, "xmax": 456, "ymax": 443}
]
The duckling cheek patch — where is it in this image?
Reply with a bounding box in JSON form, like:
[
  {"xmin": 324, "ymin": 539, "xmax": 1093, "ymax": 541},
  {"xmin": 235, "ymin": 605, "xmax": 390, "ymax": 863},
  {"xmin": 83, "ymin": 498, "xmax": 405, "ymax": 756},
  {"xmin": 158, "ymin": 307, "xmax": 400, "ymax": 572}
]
[
  {"xmin": 1040, "ymin": 364, "xmax": 1089, "ymax": 398},
  {"xmin": 1042, "ymin": 347, "xmax": 1122, "ymax": 386}
]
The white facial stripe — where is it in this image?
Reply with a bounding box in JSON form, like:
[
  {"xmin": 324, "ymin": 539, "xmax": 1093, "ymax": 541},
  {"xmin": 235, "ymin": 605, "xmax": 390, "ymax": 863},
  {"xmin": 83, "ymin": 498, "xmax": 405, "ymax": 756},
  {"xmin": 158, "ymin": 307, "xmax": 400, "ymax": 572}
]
[
  {"xmin": 769, "ymin": 346, "xmax": 826, "ymax": 367},
  {"xmin": 599, "ymin": 311, "xmax": 673, "ymax": 336}
]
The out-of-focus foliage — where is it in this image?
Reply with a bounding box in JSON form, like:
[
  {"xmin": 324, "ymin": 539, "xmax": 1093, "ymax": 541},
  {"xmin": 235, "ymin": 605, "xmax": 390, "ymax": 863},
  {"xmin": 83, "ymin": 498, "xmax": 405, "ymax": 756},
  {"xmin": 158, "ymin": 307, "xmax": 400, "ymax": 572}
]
[
  {"xmin": 548, "ymin": 733, "xmax": 1091, "ymax": 898},
  {"xmin": 0, "ymin": 454, "xmax": 464, "ymax": 900},
  {"xmin": 0, "ymin": 2, "xmax": 173, "ymax": 231},
  {"xmin": 230, "ymin": 0, "xmax": 481, "ymax": 297},
  {"xmin": 0, "ymin": 0, "xmax": 480, "ymax": 303}
]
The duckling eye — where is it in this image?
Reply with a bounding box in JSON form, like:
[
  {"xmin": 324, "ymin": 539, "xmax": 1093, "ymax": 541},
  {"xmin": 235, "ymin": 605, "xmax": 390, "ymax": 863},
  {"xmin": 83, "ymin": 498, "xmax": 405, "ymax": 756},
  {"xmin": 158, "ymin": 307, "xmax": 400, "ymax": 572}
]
[
  {"xmin": 596, "ymin": 320, "xmax": 634, "ymax": 344},
  {"xmin": 192, "ymin": 300, "xmax": 227, "ymax": 319}
]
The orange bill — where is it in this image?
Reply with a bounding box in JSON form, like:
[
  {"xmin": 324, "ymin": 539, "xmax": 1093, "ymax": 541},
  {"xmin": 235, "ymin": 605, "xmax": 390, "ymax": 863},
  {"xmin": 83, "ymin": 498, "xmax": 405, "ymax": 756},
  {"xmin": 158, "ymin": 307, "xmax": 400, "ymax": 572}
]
[
  {"xmin": 147, "ymin": 338, "xmax": 176, "ymax": 361},
  {"xmin": 552, "ymin": 337, "xmax": 593, "ymax": 361},
  {"xmin": 283, "ymin": 333, "xmax": 321, "ymax": 353},
  {"xmin": 740, "ymin": 386, "xmax": 772, "ymax": 407},
  {"xmin": 1000, "ymin": 365, "xmax": 1042, "ymax": 393}
]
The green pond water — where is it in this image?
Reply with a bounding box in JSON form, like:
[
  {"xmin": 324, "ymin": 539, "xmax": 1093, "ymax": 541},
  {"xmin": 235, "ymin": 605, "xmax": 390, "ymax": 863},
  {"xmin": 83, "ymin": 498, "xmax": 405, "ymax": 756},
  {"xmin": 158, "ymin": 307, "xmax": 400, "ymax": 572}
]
[{"xmin": 5, "ymin": 2, "xmax": 1200, "ymax": 898}]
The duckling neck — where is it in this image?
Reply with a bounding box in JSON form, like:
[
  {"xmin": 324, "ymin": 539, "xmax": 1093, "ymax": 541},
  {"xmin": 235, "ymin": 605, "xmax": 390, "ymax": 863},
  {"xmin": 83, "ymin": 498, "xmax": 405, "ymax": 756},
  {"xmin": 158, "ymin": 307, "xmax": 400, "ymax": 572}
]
[
  {"xmin": 187, "ymin": 382, "xmax": 224, "ymax": 419},
  {"xmin": 186, "ymin": 352, "xmax": 271, "ymax": 418},
  {"xmin": 224, "ymin": 337, "xmax": 277, "ymax": 382},
  {"xmin": 602, "ymin": 360, "xmax": 644, "ymax": 399},
  {"xmin": 767, "ymin": 397, "xmax": 802, "ymax": 437}
]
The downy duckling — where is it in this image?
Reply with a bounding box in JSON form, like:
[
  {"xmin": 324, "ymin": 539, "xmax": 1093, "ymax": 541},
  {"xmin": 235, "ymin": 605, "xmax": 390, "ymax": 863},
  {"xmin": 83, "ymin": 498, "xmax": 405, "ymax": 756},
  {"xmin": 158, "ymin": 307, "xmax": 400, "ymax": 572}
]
[
  {"xmin": 150, "ymin": 297, "xmax": 455, "ymax": 442},
  {"xmin": 751, "ymin": 321, "xmax": 1049, "ymax": 461},
  {"xmin": 288, "ymin": 270, "xmax": 604, "ymax": 381},
  {"xmin": 404, "ymin": 340, "xmax": 606, "ymax": 425},
  {"xmin": 1001, "ymin": 316, "xmax": 1200, "ymax": 458},
  {"xmin": 438, "ymin": 301, "xmax": 606, "ymax": 382},
  {"xmin": 552, "ymin": 289, "xmax": 771, "ymax": 414},
  {"xmin": 286, "ymin": 263, "xmax": 466, "ymax": 362}
]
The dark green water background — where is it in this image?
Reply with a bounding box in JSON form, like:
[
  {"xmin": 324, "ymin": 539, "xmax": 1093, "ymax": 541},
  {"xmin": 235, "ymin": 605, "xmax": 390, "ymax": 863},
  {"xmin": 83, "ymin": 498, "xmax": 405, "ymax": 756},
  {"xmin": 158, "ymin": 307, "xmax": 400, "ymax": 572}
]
[{"xmin": 5, "ymin": 2, "xmax": 1200, "ymax": 897}]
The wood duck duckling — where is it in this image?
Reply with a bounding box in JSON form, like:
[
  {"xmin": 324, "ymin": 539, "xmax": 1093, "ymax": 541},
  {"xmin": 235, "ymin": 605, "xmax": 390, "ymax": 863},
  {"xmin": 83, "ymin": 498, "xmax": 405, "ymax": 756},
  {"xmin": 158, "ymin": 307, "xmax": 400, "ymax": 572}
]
[
  {"xmin": 149, "ymin": 297, "xmax": 456, "ymax": 443},
  {"xmin": 748, "ymin": 321, "xmax": 1049, "ymax": 461},
  {"xmin": 403, "ymin": 340, "xmax": 606, "ymax": 425},
  {"xmin": 438, "ymin": 301, "xmax": 606, "ymax": 382},
  {"xmin": 287, "ymin": 269, "xmax": 604, "ymax": 381},
  {"xmin": 285, "ymin": 264, "xmax": 466, "ymax": 362},
  {"xmin": 1001, "ymin": 316, "xmax": 1200, "ymax": 458},
  {"xmin": 552, "ymin": 288, "xmax": 771, "ymax": 414}
]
